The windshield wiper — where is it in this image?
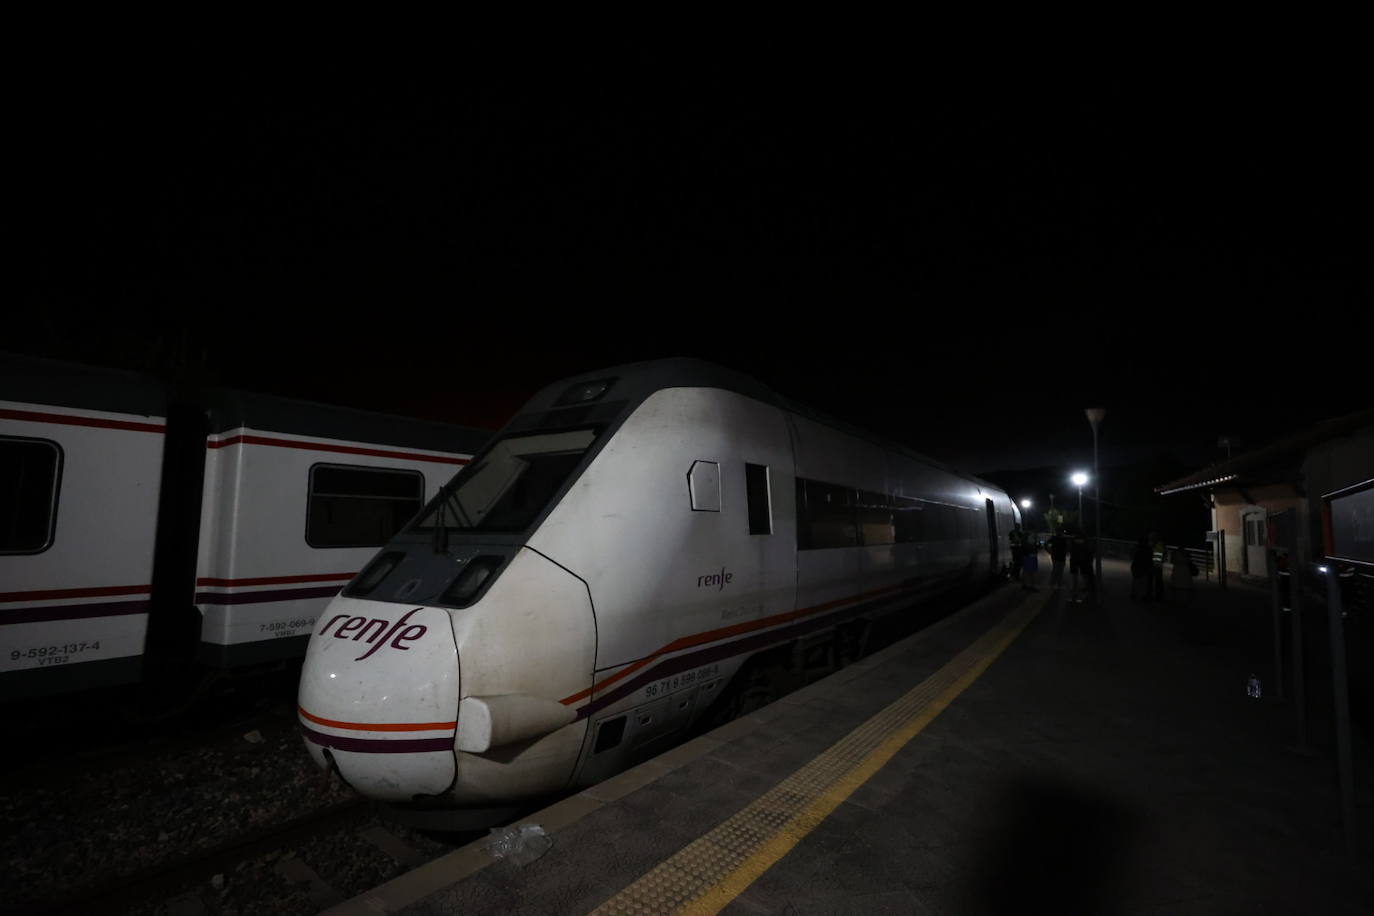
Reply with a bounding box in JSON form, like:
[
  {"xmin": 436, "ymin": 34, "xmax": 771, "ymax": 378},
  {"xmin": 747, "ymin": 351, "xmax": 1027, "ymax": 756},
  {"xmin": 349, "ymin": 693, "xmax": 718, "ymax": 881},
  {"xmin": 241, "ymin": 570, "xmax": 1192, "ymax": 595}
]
[{"xmin": 432, "ymin": 485, "xmax": 449, "ymax": 554}]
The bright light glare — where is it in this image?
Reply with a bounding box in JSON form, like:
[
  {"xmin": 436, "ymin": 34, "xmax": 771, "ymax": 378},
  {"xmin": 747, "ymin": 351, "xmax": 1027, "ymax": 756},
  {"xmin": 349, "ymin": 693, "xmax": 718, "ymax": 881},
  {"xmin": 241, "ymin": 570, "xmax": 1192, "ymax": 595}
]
[
  {"xmin": 1071, "ymin": 472, "xmax": 1088, "ymax": 487},
  {"xmin": 1021, "ymin": 499, "xmax": 1032, "ymax": 509},
  {"xmin": 1319, "ymin": 566, "xmax": 1329, "ymax": 574}
]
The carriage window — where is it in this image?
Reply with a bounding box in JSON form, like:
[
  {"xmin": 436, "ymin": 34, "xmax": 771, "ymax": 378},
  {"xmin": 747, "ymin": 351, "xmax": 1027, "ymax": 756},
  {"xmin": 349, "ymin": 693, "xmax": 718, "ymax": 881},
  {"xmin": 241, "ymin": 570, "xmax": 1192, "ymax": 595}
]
[
  {"xmin": 0, "ymin": 437, "xmax": 62, "ymax": 554},
  {"xmin": 935, "ymin": 505, "xmax": 958, "ymax": 540},
  {"xmin": 893, "ymin": 497, "xmax": 925, "ymax": 544},
  {"xmin": 858, "ymin": 490, "xmax": 894, "ymax": 546},
  {"xmin": 801, "ymin": 480, "xmax": 858, "ymax": 549},
  {"xmin": 746, "ymin": 464, "xmax": 772, "ymax": 535},
  {"xmin": 307, "ymin": 464, "xmax": 424, "ymax": 548}
]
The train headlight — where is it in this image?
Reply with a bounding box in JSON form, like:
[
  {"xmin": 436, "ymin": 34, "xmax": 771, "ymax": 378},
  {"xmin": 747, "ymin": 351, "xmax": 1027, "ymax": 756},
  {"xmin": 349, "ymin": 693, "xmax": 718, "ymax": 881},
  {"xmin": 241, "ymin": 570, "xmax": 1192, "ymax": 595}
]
[
  {"xmin": 440, "ymin": 555, "xmax": 504, "ymax": 608},
  {"xmin": 555, "ymin": 377, "xmax": 615, "ymax": 406},
  {"xmin": 344, "ymin": 551, "xmax": 404, "ymax": 598}
]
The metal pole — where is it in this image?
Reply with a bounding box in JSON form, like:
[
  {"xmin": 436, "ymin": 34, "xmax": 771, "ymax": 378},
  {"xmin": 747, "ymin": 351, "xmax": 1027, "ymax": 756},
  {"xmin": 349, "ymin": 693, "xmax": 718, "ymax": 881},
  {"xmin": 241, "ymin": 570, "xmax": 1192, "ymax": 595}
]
[
  {"xmin": 1289, "ymin": 526, "xmax": 1308, "ymax": 751},
  {"xmin": 1218, "ymin": 530, "xmax": 1227, "ymax": 588},
  {"xmin": 1264, "ymin": 543, "xmax": 1286, "ymax": 703},
  {"xmin": 1325, "ymin": 567, "xmax": 1356, "ymax": 856},
  {"xmin": 1092, "ymin": 424, "xmax": 1102, "ymax": 601},
  {"xmin": 1267, "ymin": 545, "xmax": 1285, "ymax": 701}
]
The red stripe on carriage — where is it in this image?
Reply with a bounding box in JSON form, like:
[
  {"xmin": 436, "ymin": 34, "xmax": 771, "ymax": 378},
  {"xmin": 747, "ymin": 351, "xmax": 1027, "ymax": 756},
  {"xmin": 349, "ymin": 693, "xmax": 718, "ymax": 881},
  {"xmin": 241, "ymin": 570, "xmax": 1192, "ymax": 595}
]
[
  {"xmin": 195, "ymin": 585, "xmax": 344, "ymax": 605},
  {"xmin": 196, "ymin": 572, "xmax": 356, "ymax": 588},
  {"xmin": 559, "ymin": 583, "xmax": 906, "ymax": 705},
  {"xmin": 298, "ymin": 706, "xmax": 456, "ymax": 732},
  {"xmin": 0, "ymin": 407, "xmax": 165, "ymax": 434}
]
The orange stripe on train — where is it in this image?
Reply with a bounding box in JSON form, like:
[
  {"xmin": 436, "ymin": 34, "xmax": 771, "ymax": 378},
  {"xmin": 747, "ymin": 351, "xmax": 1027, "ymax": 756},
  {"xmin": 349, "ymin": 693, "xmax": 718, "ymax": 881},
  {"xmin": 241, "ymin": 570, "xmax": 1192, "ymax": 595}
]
[
  {"xmin": 558, "ymin": 582, "xmax": 904, "ymax": 705},
  {"xmin": 297, "ymin": 706, "xmax": 456, "ymax": 732}
]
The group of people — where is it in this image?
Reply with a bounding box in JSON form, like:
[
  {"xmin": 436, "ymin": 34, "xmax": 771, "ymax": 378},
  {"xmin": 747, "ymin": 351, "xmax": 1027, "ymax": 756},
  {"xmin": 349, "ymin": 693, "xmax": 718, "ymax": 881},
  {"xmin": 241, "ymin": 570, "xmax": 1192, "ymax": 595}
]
[
  {"xmin": 1009, "ymin": 526, "xmax": 1198, "ymax": 606},
  {"xmin": 1009, "ymin": 525, "xmax": 1095, "ymax": 602},
  {"xmin": 1131, "ymin": 533, "xmax": 1198, "ymax": 603}
]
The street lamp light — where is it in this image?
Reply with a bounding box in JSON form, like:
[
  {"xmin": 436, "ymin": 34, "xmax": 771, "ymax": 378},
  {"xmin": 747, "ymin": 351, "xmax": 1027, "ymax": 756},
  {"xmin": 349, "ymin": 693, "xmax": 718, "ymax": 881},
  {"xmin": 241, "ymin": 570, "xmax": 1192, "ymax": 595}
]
[
  {"xmin": 1086, "ymin": 408, "xmax": 1106, "ymax": 600},
  {"xmin": 1071, "ymin": 471, "xmax": 1088, "ymax": 529}
]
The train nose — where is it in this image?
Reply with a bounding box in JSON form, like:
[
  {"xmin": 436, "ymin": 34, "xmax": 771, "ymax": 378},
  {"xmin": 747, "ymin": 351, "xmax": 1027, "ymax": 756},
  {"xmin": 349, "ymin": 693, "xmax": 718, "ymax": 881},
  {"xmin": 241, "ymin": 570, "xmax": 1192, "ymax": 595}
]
[{"xmin": 297, "ymin": 598, "xmax": 459, "ymax": 802}]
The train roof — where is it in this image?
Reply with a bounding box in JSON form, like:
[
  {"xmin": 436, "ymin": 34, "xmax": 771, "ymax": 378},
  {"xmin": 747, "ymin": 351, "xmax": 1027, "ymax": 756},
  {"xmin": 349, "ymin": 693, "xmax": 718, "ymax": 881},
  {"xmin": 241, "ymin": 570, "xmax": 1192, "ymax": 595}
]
[
  {"xmin": 510, "ymin": 357, "xmax": 1006, "ymax": 494},
  {"xmin": 1, "ymin": 351, "xmax": 167, "ymax": 418},
  {"xmin": 204, "ymin": 388, "xmax": 491, "ymax": 454},
  {"xmin": 0, "ymin": 352, "xmax": 491, "ymax": 455}
]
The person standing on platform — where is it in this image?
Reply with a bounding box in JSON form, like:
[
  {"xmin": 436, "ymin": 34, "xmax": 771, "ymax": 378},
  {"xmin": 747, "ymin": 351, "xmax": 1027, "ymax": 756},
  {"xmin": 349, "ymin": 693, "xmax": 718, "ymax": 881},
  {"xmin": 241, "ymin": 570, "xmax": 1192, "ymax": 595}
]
[
  {"xmin": 1169, "ymin": 547, "xmax": 1198, "ymax": 605},
  {"xmin": 1048, "ymin": 530, "xmax": 1068, "ymax": 590},
  {"xmin": 1069, "ymin": 527, "xmax": 1093, "ymax": 603},
  {"xmin": 1021, "ymin": 535, "xmax": 1040, "ymax": 591}
]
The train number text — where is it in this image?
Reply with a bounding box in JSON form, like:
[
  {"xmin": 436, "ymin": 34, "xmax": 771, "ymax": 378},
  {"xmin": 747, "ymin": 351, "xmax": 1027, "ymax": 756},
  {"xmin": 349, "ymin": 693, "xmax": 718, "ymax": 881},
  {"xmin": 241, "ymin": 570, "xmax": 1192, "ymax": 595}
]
[
  {"xmin": 259, "ymin": 618, "xmax": 316, "ymax": 638},
  {"xmin": 10, "ymin": 641, "xmax": 102, "ymax": 666},
  {"xmin": 644, "ymin": 662, "xmax": 720, "ymax": 698}
]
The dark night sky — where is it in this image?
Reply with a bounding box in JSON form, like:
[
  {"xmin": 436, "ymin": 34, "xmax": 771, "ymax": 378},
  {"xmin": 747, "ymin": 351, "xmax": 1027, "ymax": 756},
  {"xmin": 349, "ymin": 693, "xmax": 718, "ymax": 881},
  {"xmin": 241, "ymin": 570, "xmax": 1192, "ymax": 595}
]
[{"xmin": 10, "ymin": 47, "xmax": 1372, "ymax": 486}]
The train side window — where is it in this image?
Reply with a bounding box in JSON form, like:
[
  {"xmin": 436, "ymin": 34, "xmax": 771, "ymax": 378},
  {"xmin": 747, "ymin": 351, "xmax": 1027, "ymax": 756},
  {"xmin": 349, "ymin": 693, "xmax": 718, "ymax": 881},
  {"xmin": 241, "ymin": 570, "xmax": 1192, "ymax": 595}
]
[
  {"xmin": 958, "ymin": 508, "xmax": 974, "ymax": 540},
  {"xmin": 938, "ymin": 505, "xmax": 958, "ymax": 540},
  {"xmin": 893, "ymin": 497, "xmax": 924, "ymax": 544},
  {"xmin": 307, "ymin": 464, "xmax": 424, "ymax": 548},
  {"xmin": 0, "ymin": 436, "xmax": 62, "ymax": 554},
  {"xmin": 688, "ymin": 460, "xmax": 721, "ymax": 512},
  {"xmin": 858, "ymin": 490, "xmax": 894, "ymax": 546},
  {"xmin": 745, "ymin": 463, "xmax": 772, "ymax": 535},
  {"xmin": 804, "ymin": 480, "xmax": 858, "ymax": 549}
]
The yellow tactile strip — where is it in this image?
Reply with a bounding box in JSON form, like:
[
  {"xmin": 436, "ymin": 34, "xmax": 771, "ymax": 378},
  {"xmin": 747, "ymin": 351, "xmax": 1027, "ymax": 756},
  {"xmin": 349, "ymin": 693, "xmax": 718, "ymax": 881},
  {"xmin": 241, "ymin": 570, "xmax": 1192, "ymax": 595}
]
[{"xmin": 587, "ymin": 596, "xmax": 1042, "ymax": 915}]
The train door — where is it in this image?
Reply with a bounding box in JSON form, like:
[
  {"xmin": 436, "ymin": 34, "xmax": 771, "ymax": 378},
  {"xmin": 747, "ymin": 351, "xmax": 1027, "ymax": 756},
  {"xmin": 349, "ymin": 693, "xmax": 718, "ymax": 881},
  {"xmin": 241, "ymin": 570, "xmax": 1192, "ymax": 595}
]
[{"xmin": 985, "ymin": 498, "xmax": 999, "ymax": 578}]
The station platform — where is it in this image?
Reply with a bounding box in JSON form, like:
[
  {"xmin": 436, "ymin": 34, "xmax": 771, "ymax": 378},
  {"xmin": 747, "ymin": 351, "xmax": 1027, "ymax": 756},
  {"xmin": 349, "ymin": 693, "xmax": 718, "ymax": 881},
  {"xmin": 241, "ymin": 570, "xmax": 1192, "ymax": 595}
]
[{"xmin": 326, "ymin": 560, "xmax": 1374, "ymax": 915}]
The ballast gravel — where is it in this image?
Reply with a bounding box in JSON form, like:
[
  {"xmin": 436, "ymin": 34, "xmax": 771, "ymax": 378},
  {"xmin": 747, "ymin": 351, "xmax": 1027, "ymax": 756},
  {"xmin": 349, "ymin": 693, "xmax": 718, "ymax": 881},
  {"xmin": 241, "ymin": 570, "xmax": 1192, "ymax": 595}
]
[{"xmin": 1, "ymin": 701, "xmax": 456, "ymax": 914}]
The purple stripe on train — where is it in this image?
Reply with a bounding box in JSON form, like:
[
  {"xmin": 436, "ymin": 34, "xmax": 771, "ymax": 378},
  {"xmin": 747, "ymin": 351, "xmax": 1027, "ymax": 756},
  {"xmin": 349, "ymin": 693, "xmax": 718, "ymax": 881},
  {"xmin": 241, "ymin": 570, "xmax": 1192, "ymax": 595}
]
[
  {"xmin": 195, "ymin": 585, "xmax": 344, "ymax": 605},
  {"xmin": 1, "ymin": 600, "xmax": 152, "ymax": 625},
  {"xmin": 299, "ymin": 724, "xmax": 454, "ymax": 754},
  {"xmin": 574, "ymin": 584, "xmax": 926, "ymax": 721}
]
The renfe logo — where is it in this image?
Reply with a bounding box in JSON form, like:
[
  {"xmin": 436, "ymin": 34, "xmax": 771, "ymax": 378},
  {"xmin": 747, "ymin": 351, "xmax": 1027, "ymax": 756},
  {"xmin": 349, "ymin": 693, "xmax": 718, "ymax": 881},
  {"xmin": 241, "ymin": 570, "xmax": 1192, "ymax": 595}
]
[
  {"xmin": 697, "ymin": 567, "xmax": 733, "ymax": 591},
  {"xmin": 317, "ymin": 608, "xmax": 428, "ymax": 661}
]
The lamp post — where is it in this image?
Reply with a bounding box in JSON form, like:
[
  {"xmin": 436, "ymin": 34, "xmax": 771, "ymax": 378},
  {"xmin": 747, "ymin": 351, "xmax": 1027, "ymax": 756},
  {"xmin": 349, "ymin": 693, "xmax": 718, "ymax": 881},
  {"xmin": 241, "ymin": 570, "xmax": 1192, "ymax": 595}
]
[
  {"xmin": 1086, "ymin": 408, "xmax": 1106, "ymax": 600},
  {"xmin": 1071, "ymin": 472, "xmax": 1088, "ymax": 530},
  {"xmin": 1021, "ymin": 498, "xmax": 1033, "ymax": 538}
]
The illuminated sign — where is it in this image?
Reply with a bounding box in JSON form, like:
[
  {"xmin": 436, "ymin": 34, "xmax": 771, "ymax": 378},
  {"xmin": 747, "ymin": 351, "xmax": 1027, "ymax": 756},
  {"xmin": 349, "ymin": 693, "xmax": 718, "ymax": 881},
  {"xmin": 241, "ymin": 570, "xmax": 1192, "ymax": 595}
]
[{"xmin": 1322, "ymin": 478, "xmax": 1374, "ymax": 567}]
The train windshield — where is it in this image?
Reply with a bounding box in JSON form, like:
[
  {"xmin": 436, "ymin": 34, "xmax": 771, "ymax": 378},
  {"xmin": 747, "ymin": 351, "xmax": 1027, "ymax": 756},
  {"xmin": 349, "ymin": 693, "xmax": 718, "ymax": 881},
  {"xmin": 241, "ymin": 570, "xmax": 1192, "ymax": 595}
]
[{"xmin": 413, "ymin": 428, "xmax": 598, "ymax": 534}]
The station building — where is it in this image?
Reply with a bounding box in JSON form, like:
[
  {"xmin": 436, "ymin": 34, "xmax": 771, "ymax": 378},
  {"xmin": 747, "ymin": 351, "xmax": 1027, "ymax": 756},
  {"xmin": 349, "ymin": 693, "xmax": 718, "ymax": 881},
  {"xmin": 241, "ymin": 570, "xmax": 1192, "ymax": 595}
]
[{"xmin": 1155, "ymin": 407, "xmax": 1374, "ymax": 583}]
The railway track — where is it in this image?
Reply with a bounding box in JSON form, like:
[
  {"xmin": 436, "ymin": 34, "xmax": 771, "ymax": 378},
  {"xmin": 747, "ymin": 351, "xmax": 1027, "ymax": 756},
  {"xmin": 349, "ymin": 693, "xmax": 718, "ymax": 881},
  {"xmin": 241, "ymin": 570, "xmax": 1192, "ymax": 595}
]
[
  {"xmin": 36, "ymin": 799, "xmax": 374, "ymax": 915},
  {"xmin": 1, "ymin": 684, "xmax": 384, "ymax": 915},
  {"xmin": 5, "ymin": 585, "xmax": 998, "ymax": 915}
]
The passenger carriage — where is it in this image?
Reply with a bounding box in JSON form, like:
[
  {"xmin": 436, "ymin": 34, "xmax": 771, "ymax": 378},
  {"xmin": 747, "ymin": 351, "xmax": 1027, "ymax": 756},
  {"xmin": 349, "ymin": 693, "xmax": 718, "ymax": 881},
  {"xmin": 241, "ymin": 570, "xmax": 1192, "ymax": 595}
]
[
  {"xmin": 297, "ymin": 359, "xmax": 1019, "ymax": 820},
  {"xmin": 0, "ymin": 353, "xmax": 488, "ymax": 700}
]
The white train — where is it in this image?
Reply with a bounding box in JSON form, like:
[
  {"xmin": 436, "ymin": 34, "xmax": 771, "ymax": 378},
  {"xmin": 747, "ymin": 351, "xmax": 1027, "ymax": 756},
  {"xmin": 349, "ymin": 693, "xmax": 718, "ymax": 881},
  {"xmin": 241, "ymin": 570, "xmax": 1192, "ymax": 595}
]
[
  {"xmin": 298, "ymin": 359, "xmax": 1019, "ymax": 820},
  {"xmin": 0, "ymin": 354, "xmax": 489, "ymax": 701}
]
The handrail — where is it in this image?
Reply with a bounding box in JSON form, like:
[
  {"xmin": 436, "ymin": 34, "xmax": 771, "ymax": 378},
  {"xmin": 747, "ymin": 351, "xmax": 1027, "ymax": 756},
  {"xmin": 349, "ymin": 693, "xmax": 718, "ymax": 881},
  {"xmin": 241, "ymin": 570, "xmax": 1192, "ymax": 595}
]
[{"xmin": 1035, "ymin": 535, "xmax": 1216, "ymax": 579}]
